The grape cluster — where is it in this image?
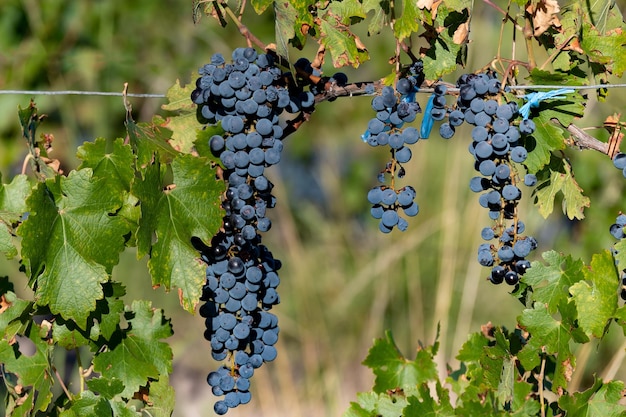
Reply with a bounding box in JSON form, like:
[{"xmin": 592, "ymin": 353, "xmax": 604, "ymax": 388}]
[
  {"xmin": 609, "ymin": 214, "xmax": 626, "ymax": 301},
  {"xmin": 361, "ymin": 64, "xmax": 424, "ymax": 232},
  {"xmin": 191, "ymin": 47, "xmax": 308, "ymax": 414},
  {"xmin": 428, "ymin": 72, "xmax": 539, "ymax": 285}
]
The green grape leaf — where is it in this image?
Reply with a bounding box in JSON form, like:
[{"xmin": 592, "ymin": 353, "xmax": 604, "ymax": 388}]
[
  {"xmin": 0, "ymin": 283, "xmax": 33, "ymax": 343},
  {"xmin": 532, "ymin": 156, "xmax": 590, "ymax": 220},
  {"xmin": 496, "ymin": 356, "xmax": 516, "ymax": 406},
  {"xmin": 126, "ymin": 117, "xmax": 179, "ymax": 169},
  {"xmin": 251, "ymin": 0, "xmax": 273, "ymax": 14},
  {"xmin": 0, "ymin": 226, "xmax": 14, "ymax": 259},
  {"xmin": 274, "ymin": 0, "xmax": 297, "ymax": 61},
  {"xmin": 97, "ymin": 282, "xmax": 126, "ymax": 341},
  {"xmin": 581, "ymin": 22, "xmax": 626, "ymax": 77},
  {"xmin": 110, "ymin": 400, "xmax": 141, "ymax": 417},
  {"xmin": 143, "ymin": 375, "xmax": 176, "ymax": 417},
  {"xmin": 133, "ymin": 155, "xmax": 223, "ymax": 312},
  {"xmin": 76, "ymin": 137, "xmax": 135, "ymax": 194},
  {"xmin": 517, "ymin": 302, "xmax": 575, "ymax": 389},
  {"xmin": 18, "ymin": 170, "xmax": 130, "ymax": 329},
  {"xmin": 461, "ymin": 328, "xmax": 510, "ymax": 399},
  {"xmin": 319, "ymin": 19, "xmax": 369, "ymax": 68},
  {"xmin": 0, "ymin": 174, "xmax": 31, "ymax": 259},
  {"xmin": 582, "ymin": 0, "xmax": 625, "ymax": 35},
  {"xmin": 362, "ymin": 330, "xmax": 437, "ymax": 393},
  {"xmin": 194, "ymin": 125, "xmax": 226, "ymax": 162},
  {"xmin": 343, "ymin": 391, "xmax": 408, "ymax": 417},
  {"xmin": 421, "ymin": 7, "xmax": 469, "ymax": 79},
  {"xmin": 52, "ymin": 283, "xmax": 125, "ymax": 350},
  {"xmin": 443, "ymin": 0, "xmax": 473, "ymax": 10},
  {"xmin": 403, "ymin": 382, "xmax": 455, "ymax": 416},
  {"xmin": 456, "ymin": 331, "xmax": 489, "ymax": 362},
  {"xmin": 614, "ymin": 239, "xmax": 626, "ymax": 272},
  {"xmin": 570, "ymin": 250, "xmax": 618, "ymax": 338},
  {"xmin": 329, "ymin": 0, "xmax": 366, "ymax": 25},
  {"xmin": 85, "ymin": 377, "xmax": 125, "ymax": 400},
  {"xmin": 512, "ymin": 379, "xmax": 541, "ymax": 416},
  {"xmin": 526, "ymin": 68, "xmax": 587, "ymax": 88},
  {"xmin": 393, "ymin": 0, "xmax": 421, "ymax": 42},
  {"xmin": 614, "ymin": 304, "xmax": 626, "ymax": 336},
  {"xmin": 93, "ymin": 300, "xmax": 172, "ymax": 399},
  {"xmin": 52, "ymin": 317, "xmax": 91, "ymax": 350},
  {"xmin": 0, "ymin": 323, "xmax": 54, "ymax": 412},
  {"xmin": 522, "ymin": 251, "xmax": 585, "ymax": 313},
  {"xmin": 524, "ymin": 113, "xmax": 566, "ymax": 174},
  {"xmin": 59, "ymin": 391, "xmax": 113, "ymax": 417},
  {"xmin": 558, "ymin": 378, "xmax": 626, "ymax": 417},
  {"xmin": 160, "ymin": 74, "xmax": 204, "ymax": 154},
  {"xmin": 362, "ymin": 0, "xmax": 389, "ymax": 35},
  {"xmin": 523, "ymin": 85, "xmax": 585, "ymax": 174}
]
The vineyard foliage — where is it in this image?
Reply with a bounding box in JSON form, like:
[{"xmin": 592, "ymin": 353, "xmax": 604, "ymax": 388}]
[{"xmin": 1, "ymin": 0, "xmax": 626, "ymax": 416}]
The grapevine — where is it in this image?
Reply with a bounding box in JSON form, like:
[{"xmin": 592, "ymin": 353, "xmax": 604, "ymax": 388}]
[{"xmin": 1, "ymin": 1, "xmax": 626, "ymax": 416}]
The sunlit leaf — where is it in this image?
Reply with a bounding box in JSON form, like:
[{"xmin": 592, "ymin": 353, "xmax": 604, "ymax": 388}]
[
  {"xmin": 362, "ymin": 330, "xmax": 437, "ymax": 393},
  {"xmin": 18, "ymin": 170, "xmax": 130, "ymax": 328},
  {"xmin": 93, "ymin": 300, "xmax": 172, "ymax": 399},
  {"xmin": 133, "ymin": 155, "xmax": 223, "ymax": 312},
  {"xmin": 570, "ymin": 250, "xmax": 619, "ymax": 338},
  {"xmin": 522, "ymin": 251, "xmax": 585, "ymax": 312}
]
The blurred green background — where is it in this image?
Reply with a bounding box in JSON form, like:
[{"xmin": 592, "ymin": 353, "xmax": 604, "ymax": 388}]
[{"xmin": 1, "ymin": 1, "xmax": 626, "ymax": 416}]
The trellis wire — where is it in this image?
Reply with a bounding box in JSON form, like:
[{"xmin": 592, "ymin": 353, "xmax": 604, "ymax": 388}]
[
  {"xmin": 0, "ymin": 90, "xmax": 166, "ymax": 98},
  {"xmin": 1, "ymin": 83, "xmax": 626, "ymax": 99}
]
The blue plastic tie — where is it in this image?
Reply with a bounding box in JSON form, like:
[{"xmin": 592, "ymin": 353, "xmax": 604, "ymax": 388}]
[
  {"xmin": 519, "ymin": 88, "xmax": 575, "ymax": 120},
  {"xmin": 420, "ymin": 93, "xmax": 436, "ymax": 139}
]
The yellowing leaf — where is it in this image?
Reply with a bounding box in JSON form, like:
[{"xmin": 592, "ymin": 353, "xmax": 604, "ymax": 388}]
[
  {"xmin": 526, "ymin": 0, "xmax": 561, "ymax": 37},
  {"xmin": 161, "ymin": 74, "xmax": 204, "ymax": 154},
  {"xmin": 533, "ymin": 156, "xmax": 590, "ymax": 220},
  {"xmin": 319, "ymin": 20, "xmax": 369, "ymax": 68}
]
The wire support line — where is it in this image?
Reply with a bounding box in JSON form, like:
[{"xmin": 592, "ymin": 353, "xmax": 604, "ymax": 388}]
[
  {"xmin": 1, "ymin": 82, "xmax": 626, "ymax": 99},
  {"xmin": 0, "ymin": 90, "xmax": 166, "ymax": 98},
  {"xmin": 507, "ymin": 83, "xmax": 626, "ymax": 90}
]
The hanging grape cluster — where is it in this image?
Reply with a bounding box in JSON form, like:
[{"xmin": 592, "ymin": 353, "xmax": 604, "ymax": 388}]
[
  {"xmin": 425, "ymin": 72, "xmax": 538, "ymax": 285},
  {"xmin": 190, "ymin": 47, "xmax": 312, "ymax": 414},
  {"xmin": 361, "ymin": 63, "xmax": 424, "ymax": 232}
]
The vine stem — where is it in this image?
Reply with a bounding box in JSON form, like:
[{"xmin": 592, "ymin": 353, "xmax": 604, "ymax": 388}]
[
  {"xmin": 76, "ymin": 348, "xmax": 85, "ymax": 393},
  {"xmin": 538, "ymin": 351, "xmax": 546, "ymax": 417},
  {"xmin": 53, "ymin": 366, "xmax": 73, "ymax": 400}
]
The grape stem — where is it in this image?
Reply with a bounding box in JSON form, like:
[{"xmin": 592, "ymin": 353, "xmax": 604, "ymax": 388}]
[
  {"xmin": 53, "ymin": 365, "xmax": 73, "ymax": 400},
  {"xmin": 482, "ymin": 0, "xmax": 523, "ymax": 31},
  {"xmin": 282, "ymin": 111, "xmax": 313, "ymax": 140},
  {"xmin": 217, "ymin": 0, "xmax": 268, "ymax": 52}
]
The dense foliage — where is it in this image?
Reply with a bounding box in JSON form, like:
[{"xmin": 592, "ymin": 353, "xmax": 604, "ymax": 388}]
[{"xmin": 1, "ymin": 0, "xmax": 626, "ymax": 416}]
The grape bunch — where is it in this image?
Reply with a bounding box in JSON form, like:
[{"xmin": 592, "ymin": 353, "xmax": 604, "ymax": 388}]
[
  {"xmin": 190, "ymin": 47, "xmax": 309, "ymax": 414},
  {"xmin": 609, "ymin": 214, "xmax": 626, "ymax": 301},
  {"xmin": 428, "ymin": 72, "xmax": 539, "ymax": 285},
  {"xmin": 361, "ymin": 64, "xmax": 423, "ymax": 232}
]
